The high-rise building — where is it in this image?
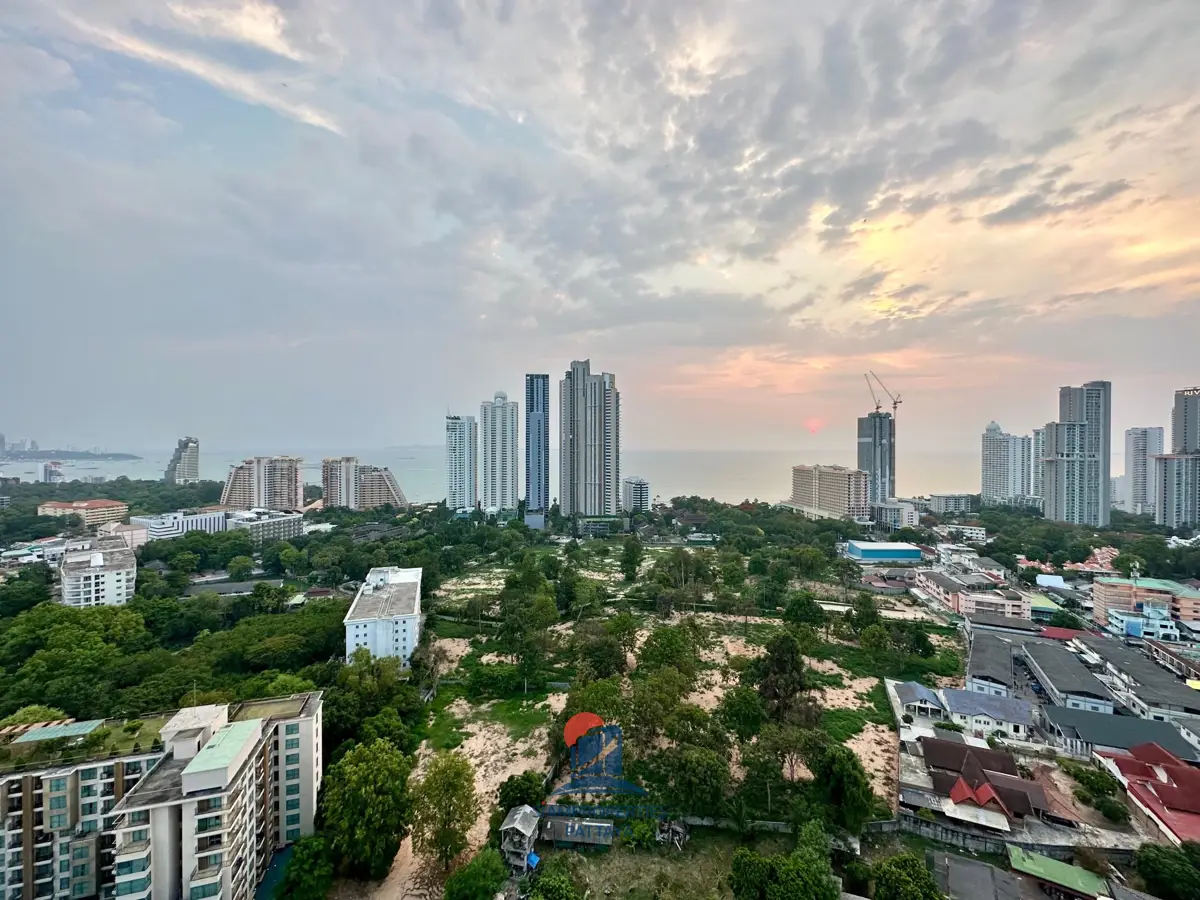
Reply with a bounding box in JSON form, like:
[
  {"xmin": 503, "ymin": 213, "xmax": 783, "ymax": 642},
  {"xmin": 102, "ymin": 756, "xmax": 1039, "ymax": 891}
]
[
  {"xmin": 786, "ymin": 464, "xmax": 870, "ymax": 521},
  {"xmin": 60, "ymin": 542, "xmax": 137, "ymax": 607},
  {"xmin": 525, "ymin": 375, "xmax": 551, "ymax": 514},
  {"xmin": 1043, "ymin": 381, "xmax": 1111, "ymax": 526},
  {"xmin": 165, "ymin": 436, "xmax": 200, "ymax": 484},
  {"xmin": 622, "ymin": 476, "xmax": 650, "ymax": 514},
  {"xmin": 220, "ymin": 456, "xmax": 304, "ymax": 511},
  {"xmin": 357, "ymin": 465, "xmax": 408, "ymax": 510},
  {"xmin": 446, "ymin": 415, "xmax": 478, "ymax": 511},
  {"xmin": 322, "ymin": 456, "xmax": 360, "ymax": 510},
  {"xmin": 1172, "ymin": 386, "xmax": 1200, "ymax": 453},
  {"xmin": 0, "ymin": 432, "xmax": 6, "ymax": 452},
  {"xmin": 1031, "ymin": 427, "xmax": 1046, "ymax": 499},
  {"xmin": 559, "ymin": 360, "xmax": 621, "ymax": 517},
  {"xmin": 1154, "ymin": 454, "xmax": 1200, "ymax": 529},
  {"xmin": 40, "ymin": 460, "xmax": 64, "ymax": 483},
  {"xmin": 857, "ymin": 411, "xmax": 895, "ymax": 505},
  {"xmin": 980, "ymin": 422, "xmax": 1031, "ymax": 504},
  {"xmin": 1124, "ymin": 427, "xmax": 1164, "ymax": 515},
  {"xmin": 344, "ymin": 567, "xmax": 425, "ymax": 667},
  {"xmin": 480, "ymin": 391, "xmax": 519, "ymax": 511}
]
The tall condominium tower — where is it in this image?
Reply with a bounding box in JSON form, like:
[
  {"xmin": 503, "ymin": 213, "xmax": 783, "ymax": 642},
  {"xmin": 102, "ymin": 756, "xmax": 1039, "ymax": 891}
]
[
  {"xmin": 323, "ymin": 456, "xmax": 360, "ymax": 509},
  {"xmin": 446, "ymin": 415, "xmax": 478, "ymax": 511},
  {"xmin": 621, "ymin": 476, "xmax": 651, "ymax": 514},
  {"xmin": 1031, "ymin": 428, "xmax": 1046, "ymax": 499},
  {"xmin": 1124, "ymin": 427, "xmax": 1164, "ymax": 515},
  {"xmin": 1043, "ymin": 380, "xmax": 1111, "ymax": 526},
  {"xmin": 220, "ymin": 456, "xmax": 303, "ymax": 510},
  {"xmin": 1172, "ymin": 386, "xmax": 1200, "ymax": 453},
  {"xmin": 165, "ymin": 436, "xmax": 200, "ymax": 484},
  {"xmin": 525, "ymin": 375, "xmax": 551, "ymax": 514},
  {"xmin": 480, "ymin": 392, "xmax": 519, "ymax": 511},
  {"xmin": 1155, "ymin": 387, "xmax": 1200, "ymax": 528},
  {"xmin": 980, "ymin": 422, "xmax": 1031, "ymax": 504},
  {"xmin": 857, "ymin": 411, "xmax": 895, "ymax": 505},
  {"xmin": 559, "ymin": 360, "xmax": 620, "ymax": 517}
]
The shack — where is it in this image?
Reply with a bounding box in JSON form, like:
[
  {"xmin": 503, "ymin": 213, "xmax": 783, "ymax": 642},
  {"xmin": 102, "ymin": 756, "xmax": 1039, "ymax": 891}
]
[
  {"xmin": 540, "ymin": 816, "xmax": 614, "ymax": 850},
  {"xmin": 499, "ymin": 805, "xmax": 540, "ymax": 873}
]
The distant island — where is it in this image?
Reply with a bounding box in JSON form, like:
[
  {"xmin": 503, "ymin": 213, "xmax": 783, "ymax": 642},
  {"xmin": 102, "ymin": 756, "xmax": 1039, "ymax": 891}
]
[{"xmin": 0, "ymin": 450, "xmax": 142, "ymax": 461}]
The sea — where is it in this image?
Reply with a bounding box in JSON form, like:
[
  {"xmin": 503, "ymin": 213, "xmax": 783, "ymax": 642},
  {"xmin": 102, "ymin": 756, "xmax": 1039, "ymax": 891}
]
[{"xmin": 2, "ymin": 447, "xmax": 988, "ymax": 505}]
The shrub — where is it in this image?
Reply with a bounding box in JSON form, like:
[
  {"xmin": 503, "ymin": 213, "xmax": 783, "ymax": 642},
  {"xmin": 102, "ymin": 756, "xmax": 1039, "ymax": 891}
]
[
  {"xmin": 123, "ymin": 720, "xmax": 144, "ymax": 735},
  {"xmin": 901, "ymin": 714, "xmax": 913, "ymax": 724},
  {"xmin": 467, "ymin": 663, "xmax": 526, "ymax": 700},
  {"xmin": 933, "ymin": 720, "xmax": 964, "ymax": 733},
  {"xmin": 1093, "ymin": 795, "xmax": 1130, "ymax": 824},
  {"xmin": 627, "ymin": 819, "xmax": 657, "ymax": 850}
]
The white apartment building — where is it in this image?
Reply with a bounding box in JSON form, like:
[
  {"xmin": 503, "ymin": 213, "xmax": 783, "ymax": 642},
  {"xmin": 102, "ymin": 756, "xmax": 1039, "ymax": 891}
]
[
  {"xmin": 1125, "ymin": 427, "xmax": 1164, "ymax": 515},
  {"xmin": 38, "ymin": 499, "xmax": 129, "ymax": 527},
  {"xmin": 322, "ymin": 457, "xmax": 359, "ymax": 510},
  {"xmin": 60, "ymin": 543, "xmax": 137, "ymax": 607},
  {"xmin": 560, "ymin": 360, "xmax": 621, "ymax": 517},
  {"xmin": 131, "ymin": 509, "xmax": 228, "ymax": 541},
  {"xmin": 226, "ymin": 510, "xmax": 304, "ymax": 546},
  {"xmin": 1154, "ymin": 453, "xmax": 1200, "ymax": 529},
  {"xmin": 621, "ymin": 476, "xmax": 651, "ymax": 514},
  {"xmin": 1044, "ymin": 381, "xmax": 1112, "ymax": 527},
  {"xmin": 344, "ymin": 567, "xmax": 424, "ymax": 666},
  {"xmin": 480, "ymin": 392, "xmax": 519, "ymax": 511},
  {"xmin": 220, "ymin": 457, "xmax": 303, "ymax": 511},
  {"xmin": 165, "ymin": 437, "xmax": 201, "ymax": 484},
  {"xmin": 322, "ymin": 458, "xmax": 408, "ymax": 511},
  {"xmin": 446, "ymin": 416, "xmax": 478, "ymax": 511},
  {"xmin": 871, "ymin": 499, "xmax": 918, "ymax": 531},
  {"xmin": 785, "ymin": 464, "xmax": 870, "ymax": 521},
  {"xmin": 928, "ymin": 494, "xmax": 973, "ymax": 515},
  {"xmin": 1031, "ymin": 427, "xmax": 1046, "ymax": 499},
  {"xmin": 97, "ymin": 521, "xmax": 150, "ymax": 550},
  {"xmin": 980, "ymin": 422, "xmax": 1031, "ymax": 504},
  {"xmin": 110, "ymin": 693, "xmax": 323, "ymax": 900}
]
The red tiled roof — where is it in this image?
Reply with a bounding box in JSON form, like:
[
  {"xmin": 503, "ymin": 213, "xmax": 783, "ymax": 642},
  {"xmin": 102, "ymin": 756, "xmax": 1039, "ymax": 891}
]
[
  {"xmin": 1102, "ymin": 743, "xmax": 1200, "ymax": 843},
  {"xmin": 1130, "ymin": 742, "xmax": 1184, "ymax": 767},
  {"xmin": 1040, "ymin": 627, "xmax": 1087, "ymax": 641}
]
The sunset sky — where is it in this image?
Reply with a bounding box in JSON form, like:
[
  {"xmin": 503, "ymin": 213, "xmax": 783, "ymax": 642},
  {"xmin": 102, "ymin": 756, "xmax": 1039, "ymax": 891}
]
[{"xmin": 2, "ymin": 1, "xmax": 1197, "ymax": 457}]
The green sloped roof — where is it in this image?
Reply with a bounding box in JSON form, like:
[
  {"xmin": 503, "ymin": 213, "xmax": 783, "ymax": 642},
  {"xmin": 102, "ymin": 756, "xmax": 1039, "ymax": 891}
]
[{"xmin": 1006, "ymin": 847, "xmax": 1108, "ymax": 898}]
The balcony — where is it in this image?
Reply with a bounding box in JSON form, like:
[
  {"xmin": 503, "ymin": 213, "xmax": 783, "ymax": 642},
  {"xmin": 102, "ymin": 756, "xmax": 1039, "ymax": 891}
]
[
  {"xmin": 114, "ymin": 839, "xmax": 151, "ymax": 860},
  {"xmin": 195, "ymin": 799, "xmax": 222, "ymax": 815},
  {"xmin": 189, "ymin": 859, "xmax": 224, "ymax": 884},
  {"xmin": 196, "ymin": 835, "xmax": 223, "ymax": 854}
]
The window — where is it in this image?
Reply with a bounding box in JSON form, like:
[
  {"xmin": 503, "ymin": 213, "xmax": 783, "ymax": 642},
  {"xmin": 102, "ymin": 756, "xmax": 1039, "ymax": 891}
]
[
  {"xmin": 80, "ymin": 803, "xmax": 97, "ymax": 816},
  {"xmin": 80, "ymin": 785, "xmax": 97, "ymax": 798},
  {"xmin": 72, "ymin": 847, "xmax": 89, "ymax": 860},
  {"xmin": 285, "ymin": 784, "xmax": 299, "ymax": 796},
  {"xmin": 131, "ymin": 829, "xmax": 149, "ymax": 843},
  {"xmin": 72, "ymin": 864, "xmax": 89, "ymax": 878},
  {"xmin": 284, "ymin": 738, "xmax": 299, "ymax": 750},
  {"xmin": 49, "ymin": 815, "xmax": 67, "ymax": 829},
  {"xmin": 49, "ymin": 778, "xmax": 67, "ymax": 793},
  {"xmin": 49, "ymin": 796, "xmax": 67, "ymax": 811},
  {"xmin": 285, "ymin": 753, "xmax": 299, "ymax": 766},
  {"xmin": 286, "ymin": 813, "xmax": 300, "ymax": 826},
  {"xmin": 78, "ymin": 820, "xmax": 98, "ymax": 834},
  {"xmin": 286, "ymin": 799, "xmax": 300, "ymax": 811},
  {"xmin": 286, "ymin": 828, "xmax": 300, "ymax": 842},
  {"xmin": 189, "ymin": 884, "xmax": 220, "ymax": 900},
  {"xmin": 59, "ymin": 861, "xmax": 69, "ymax": 874},
  {"xmin": 286, "ymin": 769, "xmax": 299, "ymax": 781},
  {"xmin": 74, "ymin": 884, "xmax": 94, "ymax": 899},
  {"xmin": 59, "ymin": 878, "xmax": 69, "ymax": 892}
]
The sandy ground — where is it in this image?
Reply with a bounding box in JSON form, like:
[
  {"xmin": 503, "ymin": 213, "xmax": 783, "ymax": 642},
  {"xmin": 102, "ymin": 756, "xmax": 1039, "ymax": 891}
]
[
  {"xmin": 929, "ymin": 633, "xmax": 961, "ymax": 650},
  {"xmin": 435, "ymin": 570, "xmax": 507, "ymax": 601},
  {"xmin": 434, "ymin": 638, "xmax": 472, "ymax": 671},
  {"xmin": 934, "ymin": 673, "xmax": 965, "ymax": 689},
  {"xmin": 879, "ymin": 606, "xmax": 938, "ymax": 622},
  {"xmin": 478, "ymin": 652, "xmax": 517, "ymax": 665},
  {"xmin": 820, "ymin": 675, "xmax": 881, "ymax": 710},
  {"xmin": 847, "ymin": 723, "xmax": 899, "ymax": 804}
]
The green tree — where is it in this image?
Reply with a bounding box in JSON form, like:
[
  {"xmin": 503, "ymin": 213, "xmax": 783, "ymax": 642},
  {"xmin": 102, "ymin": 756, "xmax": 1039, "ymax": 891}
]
[
  {"xmin": 730, "ymin": 822, "xmax": 838, "ymax": 900},
  {"xmin": 444, "ymin": 848, "xmax": 509, "ymax": 900},
  {"xmin": 621, "ymin": 535, "xmax": 644, "ymax": 581},
  {"xmin": 813, "ymin": 745, "xmax": 875, "ymax": 834},
  {"xmin": 783, "ymin": 591, "xmax": 826, "ymax": 627},
  {"xmin": 322, "ymin": 740, "xmax": 412, "ymax": 879},
  {"xmin": 360, "ymin": 707, "xmax": 414, "ymax": 753},
  {"xmin": 716, "ymin": 685, "xmax": 767, "ymax": 742},
  {"xmin": 169, "ymin": 551, "xmax": 200, "ymax": 575},
  {"xmin": 859, "ymin": 624, "xmax": 892, "ymax": 656},
  {"xmin": 273, "ymin": 836, "xmax": 333, "ymax": 900},
  {"xmin": 411, "ymin": 751, "xmax": 479, "ymax": 869},
  {"xmin": 872, "ymin": 853, "xmax": 944, "ymax": 900},
  {"xmin": 638, "ymin": 625, "xmax": 698, "ymax": 681},
  {"xmin": 497, "ymin": 770, "xmax": 545, "ymax": 811},
  {"xmin": 792, "ymin": 546, "xmax": 829, "ymax": 579},
  {"xmin": 849, "ymin": 593, "xmax": 880, "ymax": 632},
  {"xmin": 0, "ymin": 705, "xmax": 68, "ymax": 726},
  {"xmin": 605, "ymin": 612, "xmax": 639, "ymax": 656},
  {"xmin": 832, "ymin": 558, "xmax": 862, "ymax": 600},
  {"xmin": 227, "ymin": 555, "xmax": 254, "ymax": 581},
  {"xmin": 1134, "ymin": 843, "xmax": 1200, "ymax": 900},
  {"xmin": 530, "ymin": 857, "xmax": 580, "ymax": 900},
  {"xmin": 751, "ymin": 632, "xmax": 811, "ymax": 723}
]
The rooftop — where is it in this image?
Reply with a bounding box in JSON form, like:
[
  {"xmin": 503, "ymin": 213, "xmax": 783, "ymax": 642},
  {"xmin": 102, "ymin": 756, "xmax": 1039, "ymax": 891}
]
[
  {"xmin": 1006, "ymin": 847, "xmax": 1108, "ymax": 898},
  {"xmin": 968, "ymin": 633, "xmax": 1015, "ymax": 687},
  {"xmin": 1096, "ymin": 577, "xmax": 1200, "ymax": 599},
  {"xmin": 183, "ymin": 719, "xmax": 263, "ymax": 777},
  {"xmin": 922, "ymin": 571, "xmax": 966, "ymax": 592},
  {"xmin": 929, "ymin": 852, "xmax": 1020, "ymax": 900},
  {"xmin": 118, "ymin": 755, "xmax": 189, "ymax": 808},
  {"xmin": 345, "ymin": 567, "xmax": 422, "ymax": 622},
  {"xmin": 61, "ymin": 546, "xmax": 136, "ymax": 574},
  {"xmin": 967, "ymin": 613, "xmax": 1042, "ymax": 633},
  {"xmin": 13, "ymin": 719, "xmax": 105, "ymax": 744},
  {"xmin": 38, "ymin": 499, "xmax": 128, "ymax": 510},
  {"xmin": 942, "ymin": 689, "xmax": 1034, "ymax": 726},
  {"xmin": 1079, "ymin": 637, "xmax": 1200, "ymax": 713},
  {"xmin": 231, "ymin": 694, "xmax": 312, "ymax": 722},
  {"xmin": 1023, "ymin": 642, "xmax": 1113, "ymax": 700},
  {"xmin": 1041, "ymin": 706, "xmax": 1200, "ymax": 761},
  {"xmin": 849, "ymin": 541, "xmax": 921, "ymax": 551},
  {"xmin": 184, "ymin": 579, "xmax": 283, "ymax": 597}
]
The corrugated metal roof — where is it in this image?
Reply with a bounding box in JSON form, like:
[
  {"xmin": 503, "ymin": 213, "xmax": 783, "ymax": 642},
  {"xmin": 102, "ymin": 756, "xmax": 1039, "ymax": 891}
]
[
  {"xmin": 1007, "ymin": 847, "xmax": 1108, "ymax": 898},
  {"xmin": 13, "ymin": 720, "xmax": 103, "ymax": 743},
  {"xmin": 942, "ymin": 689, "xmax": 1034, "ymax": 725}
]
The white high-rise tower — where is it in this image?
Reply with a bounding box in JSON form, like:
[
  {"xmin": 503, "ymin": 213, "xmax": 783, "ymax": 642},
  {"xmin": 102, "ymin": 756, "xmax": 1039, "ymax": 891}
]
[
  {"xmin": 560, "ymin": 360, "xmax": 621, "ymax": 517},
  {"xmin": 446, "ymin": 415, "xmax": 478, "ymax": 511},
  {"xmin": 980, "ymin": 422, "xmax": 1031, "ymax": 504},
  {"xmin": 1124, "ymin": 427, "xmax": 1164, "ymax": 515},
  {"xmin": 480, "ymin": 392, "xmax": 519, "ymax": 511},
  {"xmin": 1044, "ymin": 381, "xmax": 1111, "ymax": 526}
]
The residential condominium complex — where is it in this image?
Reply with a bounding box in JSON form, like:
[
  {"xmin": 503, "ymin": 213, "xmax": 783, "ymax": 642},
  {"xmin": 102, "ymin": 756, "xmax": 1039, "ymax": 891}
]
[
  {"xmin": 1124, "ymin": 427, "xmax": 1163, "ymax": 515},
  {"xmin": 1154, "ymin": 387, "xmax": 1200, "ymax": 529},
  {"xmin": 785, "ymin": 464, "xmax": 869, "ymax": 521},
  {"xmin": 524, "ymin": 375, "xmax": 551, "ymax": 515},
  {"xmin": 1093, "ymin": 576, "xmax": 1200, "ymax": 626},
  {"xmin": 164, "ymin": 437, "xmax": 200, "ymax": 485},
  {"xmin": 0, "ymin": 692, "xmax": 321, "ymax": 900},
  {"xmin": 559, "ymin": 360, "xmax": 620, "ymax": 517},
  {"xmin": 37, "ymin": 499, "xmax": 129, "ymax": 527},
  {"xmin": 321, "ymin": 458, "xmax": 408, "ymax": 511},
  {"xmin": 1030, "ymin": 427, "xmax": 1046, "ymax": 499},
  {"xmin": 857, "ymin": 411, "xmax": 895, "ymax": 505},
  {"xmin": 928, "ymin": 493, "xmax": 973, "ymax": 515},
  {"xmin": 445, "ymin": 416, "xmax": 478, "ymax": 511},
  {"xmin": 621, "ymin": 476, "xmax": 650, "ymax": 514},
  {"xmin": 1043, "ymin": 381, "xmax": 1111, "ymax": 527},
  {"xmin": 343, "ymin": 567, "xmax": 424, "ymax": 666},
  {"xmin": 60, "ymin": 539, "xmax": 137, "ymax": 607},
  {"xmin": 980, "ymin": 422, "xmax": 1030, "ymax": 504},
  {"xmin": 219, "ymin": 457, "xmax": 303, "ymax": 511},
  {"xmin": 226, "ymin": 509, "xmax": 304, "ymax": 546},
  {"xmin": 1172, "ymin": 386, "xmax": 1200, "ymax": 454},
  {"xmin": 131, "ymin": 508, "xmax": 228, "ymax": 541},
  {"xmin": 480, "ymin": 392, "xmax": 519, "ymax": 511}
]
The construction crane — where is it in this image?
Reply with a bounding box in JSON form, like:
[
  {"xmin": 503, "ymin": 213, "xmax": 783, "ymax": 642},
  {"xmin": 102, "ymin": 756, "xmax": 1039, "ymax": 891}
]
[
  {"xmin": 864, "ymin": 374, "xmax": 882, "ymax": 414},
  {"xmin": 870, "ymin": 371, "xmax": 902, "ymax": 418}
]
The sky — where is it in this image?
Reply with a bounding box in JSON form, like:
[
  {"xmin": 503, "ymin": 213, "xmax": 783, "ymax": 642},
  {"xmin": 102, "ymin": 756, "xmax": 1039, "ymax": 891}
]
[{"xmin": 1, "ymin": 0, "xmax": 1198, "ymax": 456}]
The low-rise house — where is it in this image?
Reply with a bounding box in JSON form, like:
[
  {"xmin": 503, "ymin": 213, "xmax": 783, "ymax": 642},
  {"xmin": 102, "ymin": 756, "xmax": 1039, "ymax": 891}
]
[
  {"xmin": 929, "ymin": 851, "xmax": 1020, "ymax": 900},
  {"xmin": 967, "ymin": 633, "xmax": 1015, "ymax": 697},
  {"xmin": 1023, "ymin": 642, "xmax": 1115, "ymax": 713},
  {"xmin": 1040, "ymin": 706, "xmax": 1200, "ymax": 761},
  {"xmin": 1097, "ymin": 742, "xmax": 1200, "ymax": 845},
  {"xmin": 499, "ymin": 805, "xmax": 540, "ymax": 872},
  {"xmin": 916, "ymin": 570, "xmax": 966, "ymax": 610},
  {"xmin": 919, "ymin": 737, "xmax": 1061, "ymax": 828},
  {"xmin": 941, "ymin": 690, "xmax": 1034, "ymax": 738},
  {"xmin": 1006, "ymin": 847, "xmax": 1109, "ymax": 900},
  {"xmin": 959, "ymin": 590, "xmax": 1031, "ymax": 620},
  {"xmin": 896, "ymin": 682, "xmax": 947, "ymax": 720}
]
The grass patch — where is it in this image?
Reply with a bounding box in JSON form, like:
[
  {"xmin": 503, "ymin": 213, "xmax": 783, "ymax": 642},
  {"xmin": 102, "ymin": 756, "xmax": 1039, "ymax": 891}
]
[
  {"xmin": 809, "ymin": 641, "xmax": 961, "ymax": 683},
  {"xmin": 861, "ymin": 831, "xmax": 1007, "ymax": 869},
  {"xmin": 477, "ymin": 696, "xmax": 552, "ymax": 741},
  {"xmin": 820, "ymin": 680, "xmax": 893, "ymax": 742},
  {"xmin": 425, "ymin": 684, "xmax": 469, "ymax": 751},
  {"xmin": 431, "ymin": 616, "xmax": 485, "ymax": 639}
]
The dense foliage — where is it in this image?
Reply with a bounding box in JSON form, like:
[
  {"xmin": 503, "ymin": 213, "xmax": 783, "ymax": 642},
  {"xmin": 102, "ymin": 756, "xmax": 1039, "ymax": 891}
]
[
  {"xmin": 322, "ymin": 739, "xmax": 413, "ymax": 879},
  {"xmin": 411, "ymin": 751, "xmax": 480, "ymax": 868},
  {"xmin": 444, "ymin": 848, "xmax": 509, "ymax": 900},
  {"xmin": 1134, "ymin": 842, "xmax": 1200, "ymax": 900},
  {"xmin": 272, "ymin": 836, "xmax": 334, "ymax": 900},
  {"xmin": 730, "ymin": 822, "xmax": 839, "ymax": 900},
  {"xmin": 0, "ymin": 478, "xmax": 223, "ymax": 519}
]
